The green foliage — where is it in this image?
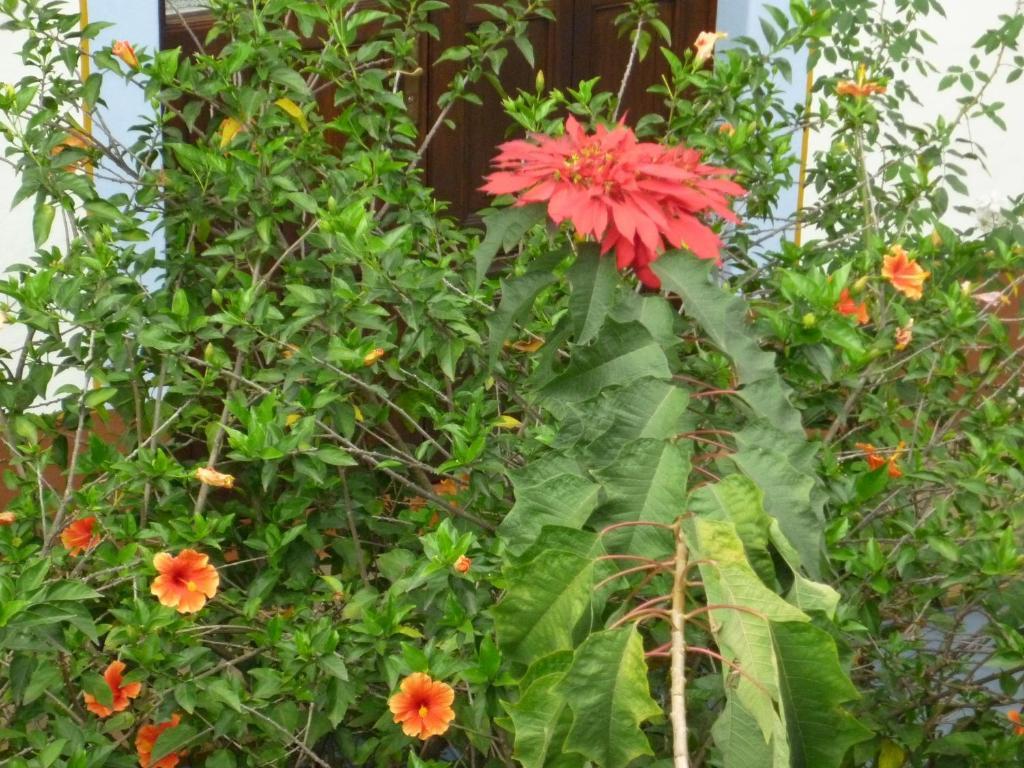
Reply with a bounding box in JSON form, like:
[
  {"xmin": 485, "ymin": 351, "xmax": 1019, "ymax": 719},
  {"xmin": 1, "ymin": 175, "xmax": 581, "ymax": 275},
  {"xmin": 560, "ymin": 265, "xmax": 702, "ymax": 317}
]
[{"xmin": 0, "ymin": 0, "xmax": 1020, "ymax": 765}]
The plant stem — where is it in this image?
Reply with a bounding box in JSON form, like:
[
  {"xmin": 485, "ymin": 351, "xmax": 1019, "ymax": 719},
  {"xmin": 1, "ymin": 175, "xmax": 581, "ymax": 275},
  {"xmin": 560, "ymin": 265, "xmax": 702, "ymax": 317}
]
[
  {"xmin": 613, "ymin": 15, "xmax": 644, "ymax": 121},
  {"xmin": 670, "ymin": 521, "xmax": 689, "ymax": 768}
]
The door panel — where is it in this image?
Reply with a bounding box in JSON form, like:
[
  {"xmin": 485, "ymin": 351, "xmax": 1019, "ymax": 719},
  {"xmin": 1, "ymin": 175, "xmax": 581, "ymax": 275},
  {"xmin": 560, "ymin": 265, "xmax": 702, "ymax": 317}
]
[
  {"xmin": 162, "ymin": 1, "xmax": 720, "ymax": 220},
  {"xmin": 424, "ymin": 1, "xmax": 574, "ymax": 221},
  {"xmin": 423, "ymin": 0, "xmax": 718, "ymax": 219}
]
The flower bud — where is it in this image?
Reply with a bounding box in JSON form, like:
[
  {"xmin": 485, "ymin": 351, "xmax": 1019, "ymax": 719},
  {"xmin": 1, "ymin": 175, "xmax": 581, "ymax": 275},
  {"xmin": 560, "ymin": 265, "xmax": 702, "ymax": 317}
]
[{"xmin": 802, "ymin": 313, "xmax": 817, "ymax": 328}]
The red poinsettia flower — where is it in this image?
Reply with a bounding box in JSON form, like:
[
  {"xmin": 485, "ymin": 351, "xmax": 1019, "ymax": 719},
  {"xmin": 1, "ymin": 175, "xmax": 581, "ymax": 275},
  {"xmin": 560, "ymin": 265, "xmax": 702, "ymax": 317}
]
[
  {"xmin": 151, "ymin": 549, "xmax": 220, "ymax": 614},
  {"xmin": 882, "ymin": 245, "xmax": 930, "ymax": 300},
  {"xmin": 1009, "ymin": 710, "xmax": 1024, "ymax": 736},
  {"xmin": 83, "ymin": 660, "xmax": 142, "ymax": 718},
  {"xmin": 61, "ymin": 516, "xmax": 101, "ymax": 556},
  {"xmin": 136, "ymin": 713, "xmax": 183, "ymax": 768},
  {"xmin": 481, "ymin": 116, "xmax": 744, "ymax": 288},
  {"xmin": 836, "ymin": 288, "xmax": 869, "ymax": 324},
  {"xmin": 388, "ymin": 672, "xmax": 456, "ymax": 740}
]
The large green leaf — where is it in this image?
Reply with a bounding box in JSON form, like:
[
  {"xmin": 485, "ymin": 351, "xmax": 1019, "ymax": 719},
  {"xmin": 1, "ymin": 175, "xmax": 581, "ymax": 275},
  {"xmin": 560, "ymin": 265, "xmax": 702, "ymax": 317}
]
[
  {"xmin": 712, "ymin": 697, "xmax": 779, "ymax": 768},
  {"xmin": 561, "ymin": 626, "xmax": 661, "ymax": 767},
  {"xmin": 493, "ymin": 528, "xmax": 601, "ymax": 665},
  {"xmin": 567, "ymin": 246, "xmax": 618, "ymax": 346},
  {"xmin": 732, "ymin": 427, "xmax": 823, "ymax": 578},
  {"xmin": 499, "ymin": 456, "xmax": 602, "ymax": 554},
  {"xmin": 689, "ymin": 475, "xmax": 775, "ymax": 586},
  {"xmin": 651, "ymin": 254, "xmax": 802, "ymax": 438},
  {"xmin": 473, "ymin": 204, "xmax": 547, "ymax": 286},
  {"xmin": 505, "ymin": 661, "xmax": 582, "ymax": 768},
  {"xmin": 689, "ymin": 518, "xmax": 806, "ymax": 741},
  {"xmin": 771, "ymin": 621, "xmax": 872, "ymax": 767},
  {"xmin": 552, "ymin": 377, "xmax": 690, "ymax": 462},
  {"xmin": 590, "ymin": 438, "xmax": 690, "ymax": 558},
  {"xmin": 538, "ymin": 321, "xmax": 671, "ymax": 404},
  {"xmin": 768, "ymin": 520, "xmax": 840, "ymax": 618},
  {"xmin": 487, "ymin": 249, "xmax": 567, "ymax": 365}
]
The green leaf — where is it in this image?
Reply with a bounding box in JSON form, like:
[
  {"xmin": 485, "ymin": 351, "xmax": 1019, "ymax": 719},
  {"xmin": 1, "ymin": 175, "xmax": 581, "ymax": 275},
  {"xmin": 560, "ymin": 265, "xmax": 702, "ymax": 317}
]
[
  {"xmin": 33, "ymin": 202, "xmax": 55, "ymax": 247},
  {"xmin": 473, "ymin": 204, "xmax": 547, "ymax": 286},
  {"xmin": 712, "ymin": 697, "xmax": 778, "ymax": 768},
  {"xmin": 45, "ymin": 582, "xmax": 102, "ymax": 602},
  {"xmin": 81, "ymin": 672, "xmax": 114, "ymax": 709},
  {"xmin": 652, "ymin": 254, "xmax": 803, "ymax": 437},
  {"xmin": 771, "ymin": 621, "xmax": 873, "ymax": 767},
  {"xmin": 84, "ymin": 386, "xmax": 117, "ymax": 409},
  {"xmin": 561, "ymin": 626, "xmax": 661, "ymax": 766},
  {"xmin": 557, "ymin": 378, "xmax": 689, "ymax": 463},
  {"xmin": 689, "ymin": 476, "xmax": 775, "ymax": 585},
  {"xmin": 505, "ymin": 662, "xmax": 579, "ymax": 768},
  {"xmin": 689, "ymin": 518, "xmax": 806, "ymax": 741},
  {"xmin": 538, "ymin": 321, "xmax": 671, "ymax": 404},
  {"xmin": 767, "ymin": 521, "xmax": 840, "ymax": 618},
  {"xmin": 206, "ymin": 678, "xmax": 242, "ymax": 712},
  {"xmin": 149, "ymin": 721, "xmax": 196, "ymax": 764},
  {"xmin": 732, "ymin": 426, "xmax": 824, "ymax": 578},
  {"xmin": 499, "ymin": 457, "xmax": 601, "ymax": 554},
  {"xmin": 494, "ymin": 528, "xmax": 600, "ymax": 665},
  {"xmin": 487, "ymin": 253, "xmax": 562, "ymax": 365},
  {"xmin": 567, "ymin": 247, "xmax": 618, "ymax": 346},
  {"xmin": 590, "ymin": 439, "xmax": 690, "ymax": 558},
  {"xmin": 315, "ymin": 446, "xmax": 357, "ymax": 466},
  {"xmin": 271, "ymin": 66, "xmax": 312, "ymax": 96}
]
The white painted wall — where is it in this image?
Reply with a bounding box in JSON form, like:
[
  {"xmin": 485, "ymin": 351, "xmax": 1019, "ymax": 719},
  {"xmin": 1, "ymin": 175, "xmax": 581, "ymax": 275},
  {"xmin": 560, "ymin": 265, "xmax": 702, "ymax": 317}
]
[
  {"xmin": 803, "ymin": 0, "xmax": 1023, "ymax": 230},
  {"xmin": 0, "ymin": 0, "xmax": 160, "ymax": 402},
  {"xmin": 0, "ymin": 1, "xmax": 79, "ymax": 359}
]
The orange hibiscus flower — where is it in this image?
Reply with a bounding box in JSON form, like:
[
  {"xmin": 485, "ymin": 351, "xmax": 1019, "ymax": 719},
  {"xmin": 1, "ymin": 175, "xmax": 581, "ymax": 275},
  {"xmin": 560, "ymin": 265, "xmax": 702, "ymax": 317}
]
[
  {"xmin": 855, "ymin": 442, "xmax": 887, "ymax": 472},
  {"xmin": 882, "ymin": 245, "xmax": 930, "ymax": 300},
  {"xmin": 454, "ymin": 555, "xmax": 472, "ymax": 574},
  {"xmin": 61, "ymin": 516, "xmax": 101, "ymax": 556},
  {"xmin": 151, "ymin": 549, "xmax": 220, "ymax": 614},
  {"xmin": 836, "ymin": 288, "xmax": 870, "ymax": 324},
  {"xmin": 388, "ymin": 672, "xmax": 456, "ymax": 740},
  {"xmin": 1009, "ymin": 710, "xmax": 1024, "ymax": 736},
  {"xmin": 112, "ymin": 40, "xmax": 139, "ymax": 69},
  {"xmin": 856, "ymin": 442, "xmax": 905, "ymax": 478},
  {"xmin": 693, "ymin": 31, "xmax": 727, "ymax": 65},
  {"xmin": 83, "ymin": 660, "xmax": 142, "ymax": 718},
  {"xmin": 0, "ymin": 511, "xmax": 15, "ymax": 525},
  {"xmin": 136, "ymin": 713, "xmax": 183, "ymax": 768},
  {"xmin": 837, "ymin": 64, "xmax": 886, "ymax": 98}
]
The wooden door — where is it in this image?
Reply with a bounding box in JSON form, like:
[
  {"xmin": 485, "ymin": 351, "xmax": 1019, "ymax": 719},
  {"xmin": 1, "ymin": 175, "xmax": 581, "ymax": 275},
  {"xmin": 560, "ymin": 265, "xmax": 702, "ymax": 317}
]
[
  {"xmin": 422, "ymin": 0, "xmax": 718, "ymax": 220},
  {"xmin": 161, "ymin": 1, "xmax": 720, "ymax": 219}
]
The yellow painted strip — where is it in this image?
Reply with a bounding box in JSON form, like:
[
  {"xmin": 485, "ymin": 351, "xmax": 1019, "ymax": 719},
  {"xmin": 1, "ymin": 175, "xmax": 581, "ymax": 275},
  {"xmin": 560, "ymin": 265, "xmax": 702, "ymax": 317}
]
[
  {"xmin": 794, "ymin": 64, "xmax": 813, "ymax": 247},
  {"xmin": 79, "ymin": 0, "xmax": 92, "ymax": 138}
]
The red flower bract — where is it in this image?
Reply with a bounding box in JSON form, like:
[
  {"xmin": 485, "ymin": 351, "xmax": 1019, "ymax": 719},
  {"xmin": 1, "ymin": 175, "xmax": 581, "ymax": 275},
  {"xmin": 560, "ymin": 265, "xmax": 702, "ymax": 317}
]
[{"xmin": 481, "ymin": 116, "xmax": 744, "ymax": 288}]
